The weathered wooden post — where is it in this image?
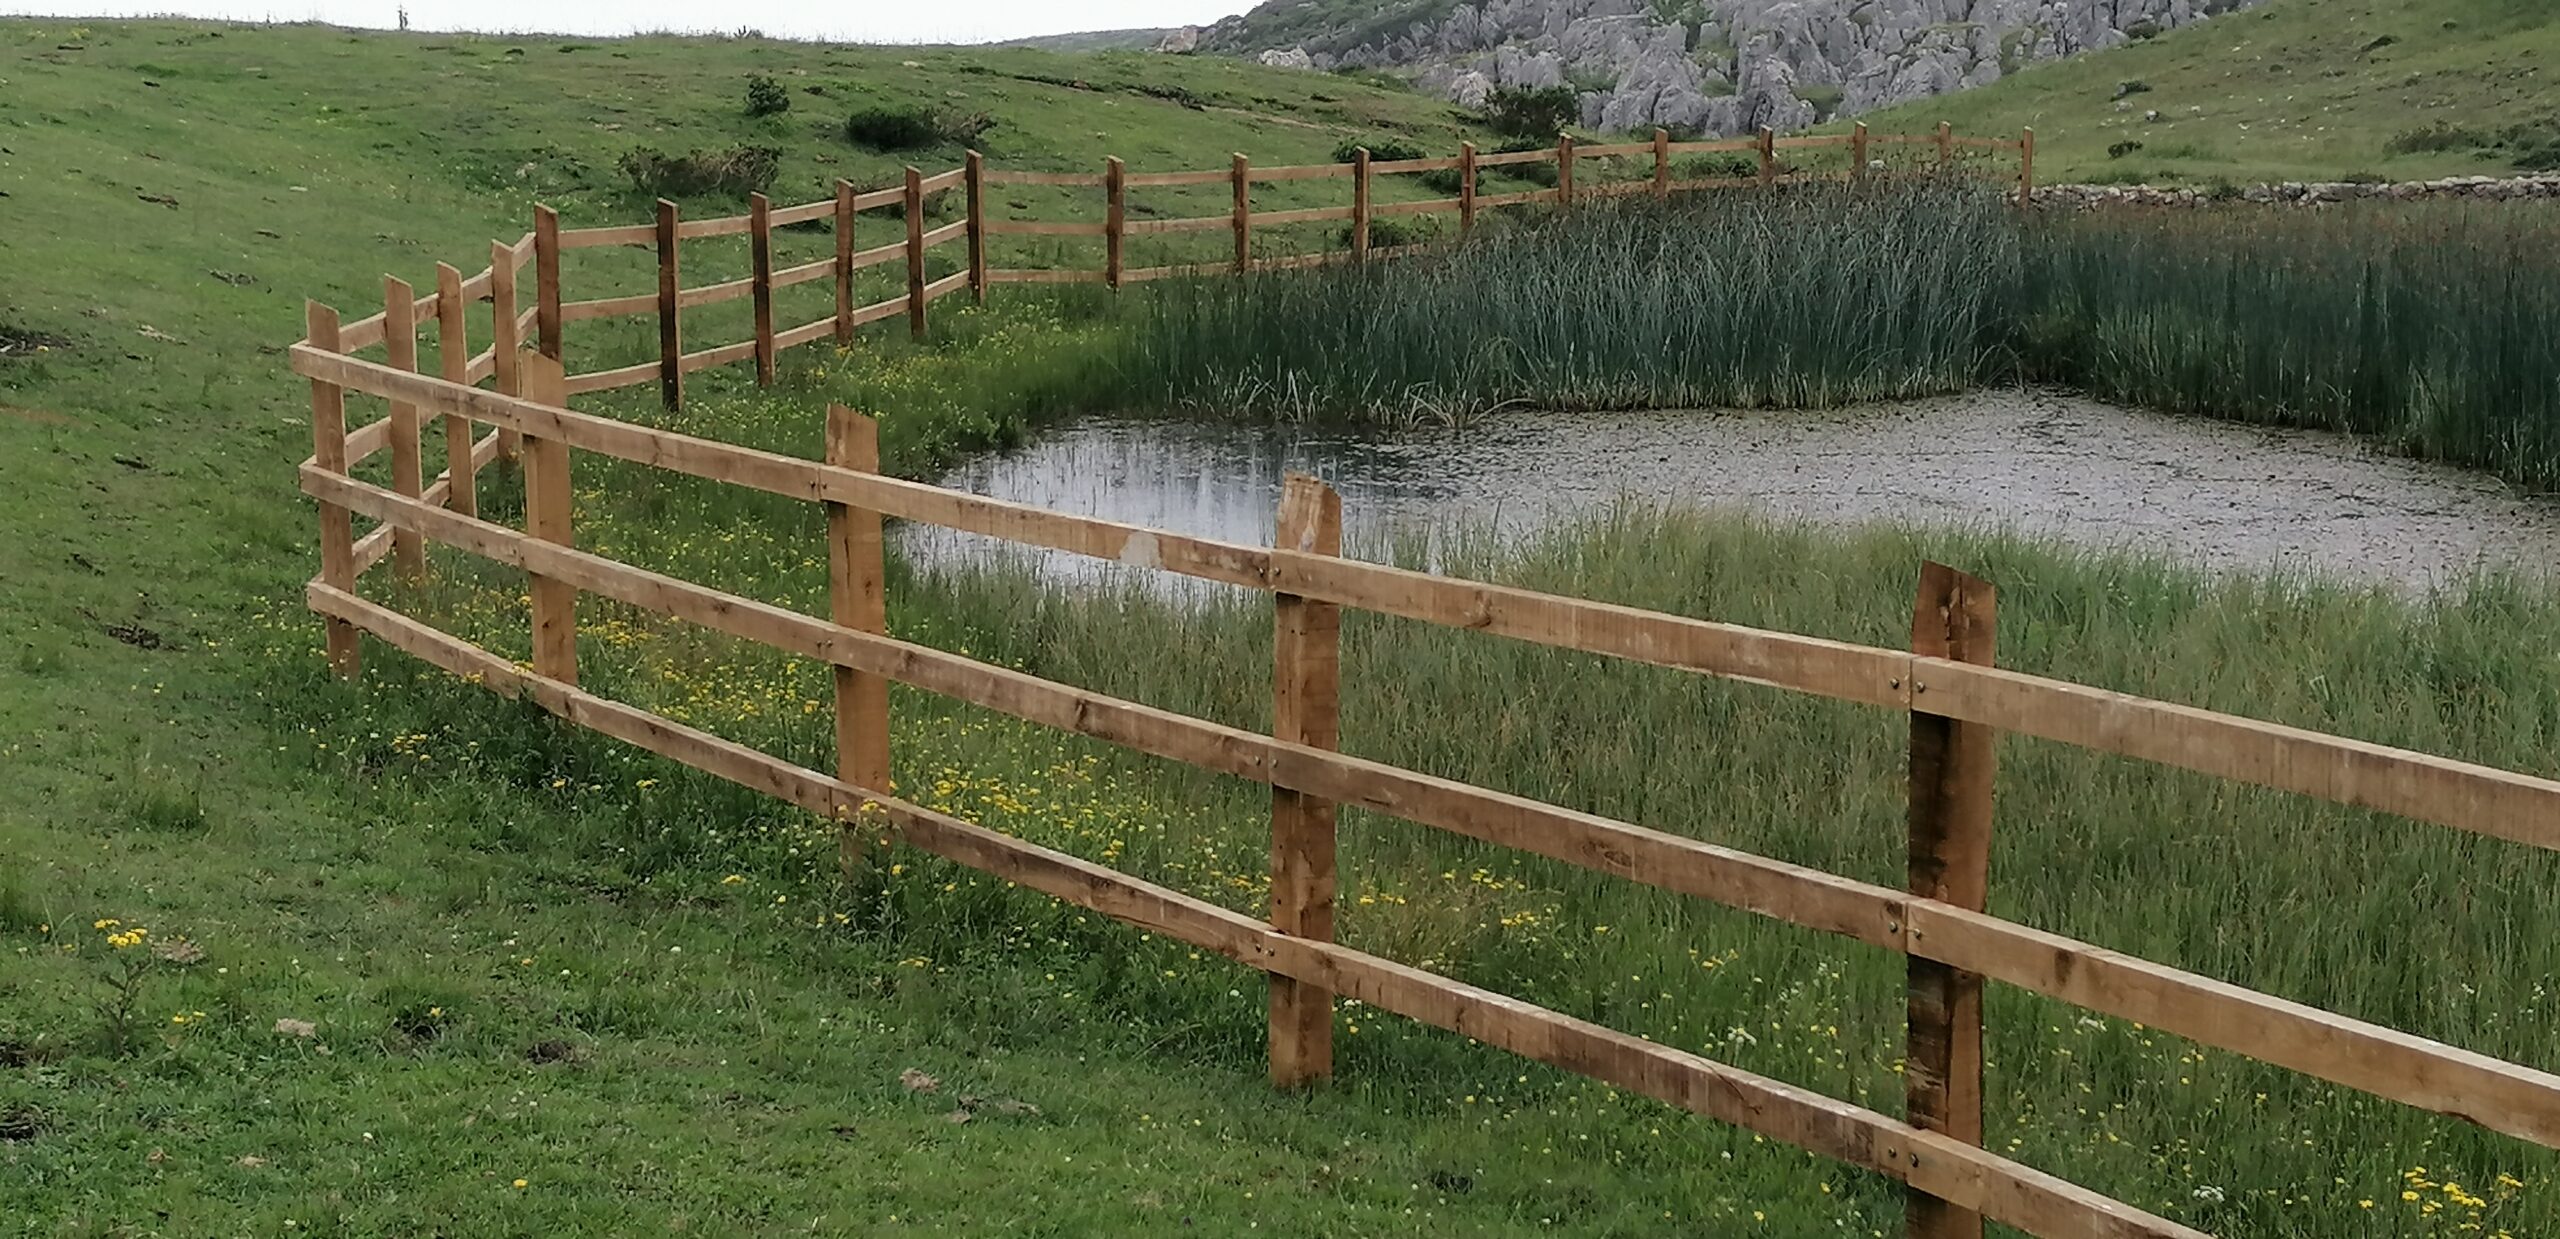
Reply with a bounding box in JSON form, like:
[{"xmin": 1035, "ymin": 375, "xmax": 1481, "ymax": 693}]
[
  {"xmin": 1852, "ymin": 122, "xmax": 1871, "ymax": 182},
  {"xmin": 1104, "ymin": 155, "xmax": 1127, "ymax": 289},
  {"xmin": 1231, "ymin": 152, "xmax": 1252, "ymax": 274},
  {"xmin": 826, "ymin": 404, "xmax": 891, "ymax": 879},
  {"xmin": 750, "ymin": 191, "xmax": 776, "ymax": 386},
  {"xmin": 381, "ymin": 274, "xmax": 425, "ymax": 582},
  {"xmin": 305, "ymin": 300, "xmax": 361, "ymax": 678},
  {"xmin": 2019, "ymin": 127, "xmax": 2037, "ymax": 201},
  {"xmin": 1268, "ymin": 473, "xmax": 1343, "ymax": 1089},
  {"xmin": 1458, "ymin": 141, "xmax": 1478, "ymax": 236},
  {"xmin": 1757, "ymin": 126, "xmax": 1777, "ymax": 187},
  {"xmin": 965, "ymin": 150, "xmax": 988, "ymax": 305},
  {"xmin": 656, "ymin": 198, "xmax": 682, "ymax": 410},
  {"xmin": 833, "ymin": 179, "xmax": 857, "ymax": 347},
  {"xmin": 904, "ymin": 166, "xmax": 927, "ymax": 340},
  {"xmin": 533, "ymin": 203, "xmax": 563, "ymax": 362},
  {"xmin": 1556, "ymin": 131, "xmax": 1575, "ymax": 208},
  {"xmin": 1936, "ymin": 120, "xmax": 1954, "ymax": 166},
  {"xmin": 433, "ymin": 261, "xmax": 476, "ymax": 519},
  {"xmin": 521, "ymin": 351, "xmax": 577, "ymax": 686},
  {"xmin": 488, "ymin": 239, "xmax": 522, "ymax": 460},
  {"xmin": 1351, "ymin": 146, "xmax": 1372, "ymax": 262},
  {"xmin": 1905, "ymin": 561, "xmax": 1997, "ymax": 1239},
  {"xmin": 1653, "ymin": 127, "xmax": 1671, "ymax": 199}
]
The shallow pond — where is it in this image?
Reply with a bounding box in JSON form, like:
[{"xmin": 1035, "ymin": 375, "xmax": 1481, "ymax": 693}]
[{"xmin": 907, "ymin": 389, "xmax": 2560, "ymax": 593}]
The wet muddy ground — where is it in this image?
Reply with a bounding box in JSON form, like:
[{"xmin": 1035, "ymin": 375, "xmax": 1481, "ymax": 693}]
[{"xmin": 912, "ymin": 389, "xmax": 2560, "ymax": 592}]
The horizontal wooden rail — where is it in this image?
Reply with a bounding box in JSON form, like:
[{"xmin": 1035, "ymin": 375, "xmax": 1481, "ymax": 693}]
[
  {"xmin": 850, "ymin": 240, "xmax": 905, "ymax": 271},
  {"xmin": 560, "ymin": 292, "xmax": 654, "ymax": 324},
  {"xmin": 675, "ymin": 214, "xmax": 754, "ymax": 240},
  {"xmin": 312, "ymin": 448, "xmax": 2560, "ymax": 1153},
  {"xmin": 676, "ymin": 277, "xmax": 753, "ymax": 310},
  {"xmin": 987, "ymin": 268, "xmax": 1108, "ymax": 284},
  {"xmin": 1120, "ymin": 261, "xmax": 1234, "ymax": 284},
  {"xmin": 981, "ymin": 169, "xmax": 1105, "ymax": 187},
  {"xmin": 299, "ymin": 575, "xmax": 2203, "ymax": 1239},
  {"xmin": 1123, "ymin": 168, "xmax": 1232, "ymax": 187},
  {"xmin": 774, "ymin": 313, "xmax": 835, "ymax": 351},
  {"xmin": 1473, "ymin": 148, "xmax": 1558, "ymax": 167},
  {"xmin": 1250, "ymin": 205, "xmax": 1356, "ymax": 227},
  {"xmin": 1474, "ymin": 189, "xmax": 1560, "ymax": 209},
  {"xmin": 846, "ymin": 294, "xmax": 909, "ymax": 326},
  {"xmin": 1573, "ymin": 141, "xmax": 1654, "ymax": 158},
  {"xmin": 346, "ymin": 427, "xmax": 501, "ymax": 572},
  {"xmin": 560, "ymin": 223, "xmax": 653, "ymax": 250},
  {"xmin": 774, "ymin": 258, "xmax": 832, "ymax": 288},
  {"xmin": 769, "ymin": 198, "xmax": 834, "ymax": 227},
  {"xmin": 290, "ymin": 345, "xmax": 2560, "ymax": 852},
  {"xmin": 916, "ymin": 167, "xmax": 966, "ymax": 194},
  {"xmin": 1666, "ymin": 138, "xmax": 1761, "ymax": 154},
  {"xmin": 1123, "ymin": 214, "xmax": 1233, "ymax": 236},
  {"xmin": 850, "ymin": 186, "xmax": 904, "ymax": 211},
  {"xmin": 920, "ymin": 219, "xmax": 969, "ymax": 248},
  {"xmin": 986, "ymin": 220, "xmax": 1108, "ymax": 237},
  {"xmin": 563, "ymin": 359, "xmax": 656, "ymax": 396},
  {"xmin": 922, "ymin": 270, "xmax": 971, "ymax": 301},
  {"xmin": 1368, "ymin": 155, "xmax": 1462, "ymax": 174},
  {"xmin": 1373, "ymin": 197, "xmax": 1461, "ymax": 218},
  {"xmin": 677, "ymin": 338, "xmax": 757, "ymax": 374},
  {"xmin": 1251, "ymin": 163, "xmax": 1357, "ymax": 182}
]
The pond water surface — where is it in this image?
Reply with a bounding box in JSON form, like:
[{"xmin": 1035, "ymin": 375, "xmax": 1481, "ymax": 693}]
[{"xmin": 907, "ymin": 389, "xmax": 2560, "ymax": 593}]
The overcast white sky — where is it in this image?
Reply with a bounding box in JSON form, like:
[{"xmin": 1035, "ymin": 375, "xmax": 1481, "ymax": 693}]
[{"xmin": 0, "ymin": 0, "xmax": 1243, "ymax": 44}]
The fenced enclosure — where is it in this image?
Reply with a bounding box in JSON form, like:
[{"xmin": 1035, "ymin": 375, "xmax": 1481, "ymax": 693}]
[{"xmin": 281, "ymin": 123, "xmax": 2560, "ymax": 1239}]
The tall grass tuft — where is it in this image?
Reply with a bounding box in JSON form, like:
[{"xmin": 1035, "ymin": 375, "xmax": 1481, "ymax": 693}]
[
  {"xmin": 1113, "ymin": 177, "xmax": 2018, "ymax": 421},
  {"xmin": 2017, "ymin": 202, "xmax": 2560, "ymax": 488}
]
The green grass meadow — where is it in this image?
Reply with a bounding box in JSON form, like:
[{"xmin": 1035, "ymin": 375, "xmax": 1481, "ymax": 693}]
[{"xmin": 6, "ymin": 12, "xmax": 2560, "ymax": 1239}]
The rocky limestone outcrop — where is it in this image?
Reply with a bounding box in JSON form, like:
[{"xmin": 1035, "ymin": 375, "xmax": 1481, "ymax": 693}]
[
  {"xmin": 2033, "ymin": 173, "xmax": 2560, "ymax": 209},
  {"xmin": 1198, "ymin": 0, "xmax": 2267, "ymax": 135}
]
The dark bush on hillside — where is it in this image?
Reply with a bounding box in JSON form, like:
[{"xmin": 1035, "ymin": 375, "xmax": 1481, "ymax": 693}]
[
  {"xmin": 842, "ymin": 105, "xmax": 993, "ymax": 152},
  {"xmin": 1481, "ymin": 85, "xmax": 1578, "ymax": 140},
  {"xmin": 1671, "ymin": 152, "xmax": 1756, "ymax": 180},
  {"xmin": 1417, "ymin": 167, "xmax": 1462, "ymax": 195},
  {"xmin": 1333, "ymin": 136, "xmax": 1427, "ymax": 163},
  {"xmin": 619, "ymin": 145, "xmax": 780, "ymax": 197},
  {"xmin": 845, "ymin": 105, "xmax": 940, "ymax": 150},
  {"xmin": 1335, "ymin": 217, "xmax": 1430, "ymax": 250},
  {"xmin": 2387, "ymin": 121, "xmax": 2491, "ymax": 155},
  {"xmin": 2108, "ymin": 140, "xmax": 2144, "ymax": 160},
  {"xmin": 744, "ymin": 73, "xmax": 789, "ymax": 117},
  {"xmin": 2113, "ymin": 79, "xmax": 2151, "ymax": 99},
  {"xmin": 1488, "ymin": 137, "xmax": 1561, "ymax": 187}
]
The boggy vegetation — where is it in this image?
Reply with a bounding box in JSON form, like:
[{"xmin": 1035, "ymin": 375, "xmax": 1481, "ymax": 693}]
[{"xmin": 1102, "ymin": 179, "xmax": 2560, "ymax": 489}]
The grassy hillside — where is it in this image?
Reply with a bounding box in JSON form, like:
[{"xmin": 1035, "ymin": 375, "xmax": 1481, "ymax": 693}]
[{"xmin": 1850, "ymin": 0, "xmax": 2560, "ymax": 184}]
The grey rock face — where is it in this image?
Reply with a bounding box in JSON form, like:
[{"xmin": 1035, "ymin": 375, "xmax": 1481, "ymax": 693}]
[{"xmin": 1199, "ymin": 0, "xmax": 2270, "ymax": 135}]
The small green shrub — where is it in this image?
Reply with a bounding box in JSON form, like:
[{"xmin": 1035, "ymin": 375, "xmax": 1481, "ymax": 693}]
[
  {"xmin": 845, "ymin": 105, "xmax": 993, "ymax": 152},
  {"xmin": 1481, "ymin": 85, "xmax": 1578, "ymax": 140},
  {"xmin": 1417, "ymin": 167, "xmax": 1463, "ymax": 195},
  {"xmin": 2108, "ymin": 140, "xmax": 2145, "ymax": 160},
  {"xmin": 619, "ymin": 145, "xmax": 781, "ymax": 197},
  {"xmin": 1489, "ymin": 137, "xmax": 1561, "ymax": 187},
  {"xmin": 1333, "ymin": 136, "xmax": 1427, "ymax": 164},
  {"xmin": 2114, "ymin": 79, "xmax": 2152, "ymax": 98},
  {"xmin": 2387, "ymin": 121, "xmax": 2491, "ymax": 155},
  {"xmin": 1336, "ymin": 217, "xmax": 1431, "ymax": 250},
  {"xmin": 1671, "ymin": 152, "xmax": 1756, "ymax": 180},
  {"xmin": 744, "ymin": 72, "xmax": 789, "ymax": 117}
]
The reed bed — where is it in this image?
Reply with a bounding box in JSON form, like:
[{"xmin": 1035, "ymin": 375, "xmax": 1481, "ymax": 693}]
[{"xmin": 1099, "ymin": 180, "xmax": 2560, "ymax": 489}]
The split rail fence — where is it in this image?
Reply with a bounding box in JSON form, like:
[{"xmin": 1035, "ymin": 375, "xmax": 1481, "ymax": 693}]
[
  {"xmin": 377, "ymin": 123, "xmax": 2033, "ymax": 416},
  {"xmin": 292, "ymin": 199, "xmax": 2560, "ymax": 1235}
]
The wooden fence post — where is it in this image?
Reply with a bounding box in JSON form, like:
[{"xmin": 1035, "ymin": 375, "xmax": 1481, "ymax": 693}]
[
  {"xmin": 2018, "ymin": 127, "xmax": 2037, "ymax": 201},
  {"xmin": 1231, "ymin": 152, "xmax": 1252, "ymax": 274},
  {"xmin": 488, "ymin": 239, "xmax": 522, "ymax": 460},
  {"xmin": 750, "ymin": 191, "xmax": 775, "ymax": 387},
  {"xmin": 305, "ymin": 300, "xmax": 361, "ymax": 679},
  {"xmin": 1906, "ymin": 561, "xmax": 1997, "ymax": 1239},
  {"xmin": 965, "ymin": 150, "xmax": 988, "ymax": 305},
  {"xmin": 1351, "ymin": 146, "xmax": 1372, "ymax": 262},
  {"xmin": 1937, "ymin": 120, "xmax": 1954, "ymax": 167},
  {"xmin": 655, "ymin": 199, "xmax": 682, "ymax": 410},
  {"xmin": 1459, "ymin": 141, "xmax": 1477, "ymax": 236},
  {"xmin": 833, "ymin": 179, "xmax": 856, "ymax": 347},
  {"xmin": 433, "ymin": 261, "xmax": 476, "ymax": 519},
  {"xmin": 1556, "ymin": 131, "xmax": 1575, "ymax": 209},
  {"xmin": 533, "ymin": 203, "xmax": 563, "ymax": 362},
  {"xmin": 1853, "ymin": 122, "xmax": 1871, "ymax": 182},
  {"xmin": 904, "ymin": 166, "xmax": 927, "ymax": 340},
  {"xmin": 826, "ymin": 404, "xmax": 891, "ymax": 878},
  {"xmin": 521, "ymin": 351, "xmax": 577, "ymax": 686},
  {"xmin": 1758, "ymin": 126, "xmax": 1777, "ymax": 188},
  {"xmin": 1269, "ymin": 472, "xmax": 1343, "ymax": 1089},
  {"xmin": 1653, "ymin": 127, "xmax": 1671, "ymax": 199},
  {"xmin": 381, "ymin": 274, "xmax": 425, "ymax": 582},
  {"xmin": 1104, "ymin": 155, "xmax": 1126, "ymax": 290}
]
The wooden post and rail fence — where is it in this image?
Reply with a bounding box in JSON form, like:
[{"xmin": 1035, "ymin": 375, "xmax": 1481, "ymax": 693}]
[
  {"xmin": 289, "ymin": 119, "xmax": 2560, "ymax": 1238},
  {"xmin": 291, "ymin": 158, "xmax": 2556, "ymax": 1228},
  {"xmin": 364, "ymin": 124, "xmax": 2033, "ymax": 412}
]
